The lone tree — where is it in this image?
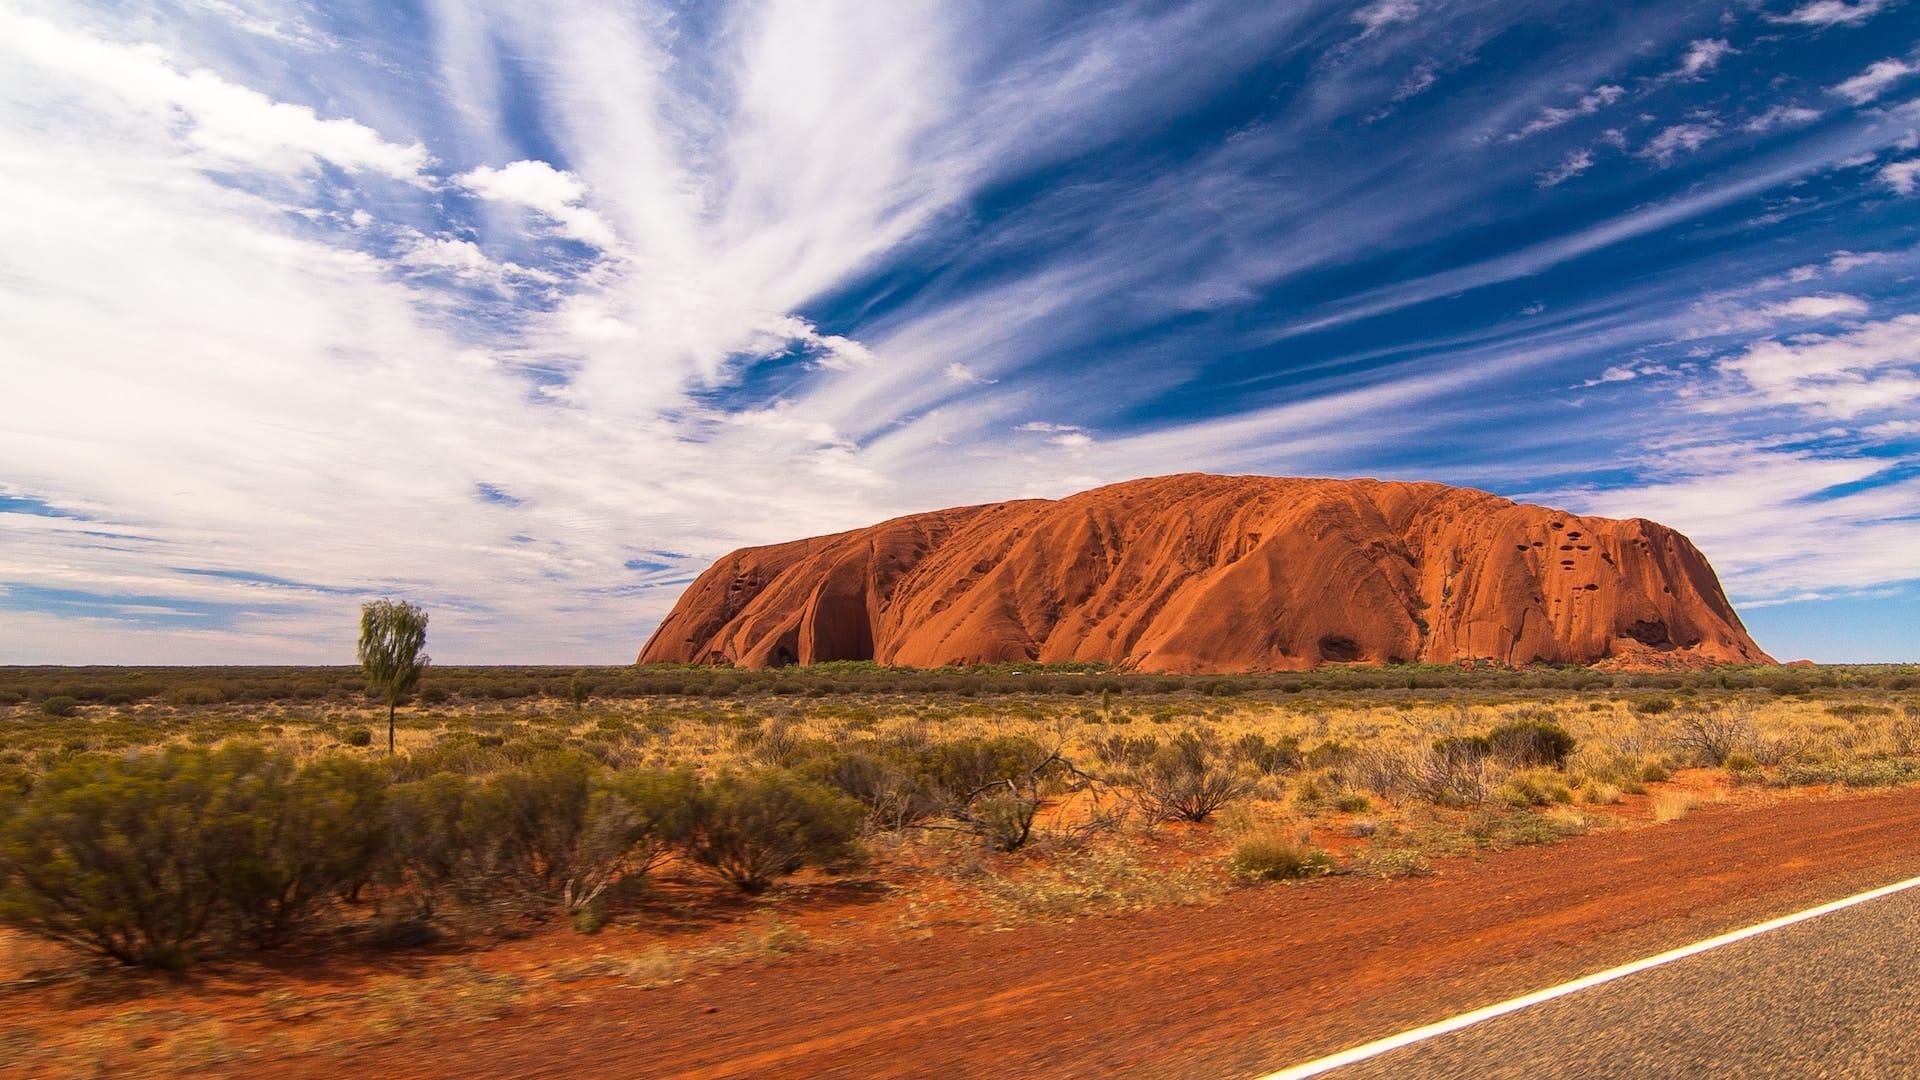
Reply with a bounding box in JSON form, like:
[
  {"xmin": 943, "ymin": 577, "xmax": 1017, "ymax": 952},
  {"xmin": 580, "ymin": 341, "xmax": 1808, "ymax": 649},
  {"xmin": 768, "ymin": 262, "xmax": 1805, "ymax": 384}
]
[{"xmin": 358, "ymin": 599, "xmax": 429, "ymax": 754}]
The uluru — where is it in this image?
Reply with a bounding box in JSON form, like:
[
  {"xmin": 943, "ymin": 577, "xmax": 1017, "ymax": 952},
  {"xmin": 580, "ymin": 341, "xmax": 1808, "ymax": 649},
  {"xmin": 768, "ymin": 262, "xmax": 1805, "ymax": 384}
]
[{"xmin": 639, "ymin": 474, "xmax": 1772, "ymax": 673}]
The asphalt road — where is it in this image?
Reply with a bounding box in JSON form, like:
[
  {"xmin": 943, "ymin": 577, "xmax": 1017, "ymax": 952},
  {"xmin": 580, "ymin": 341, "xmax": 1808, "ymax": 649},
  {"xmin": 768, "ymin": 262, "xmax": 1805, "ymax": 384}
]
[{"xmin": 1327, "ymin": 883, "xmax": 1920, "ymax": 1078}]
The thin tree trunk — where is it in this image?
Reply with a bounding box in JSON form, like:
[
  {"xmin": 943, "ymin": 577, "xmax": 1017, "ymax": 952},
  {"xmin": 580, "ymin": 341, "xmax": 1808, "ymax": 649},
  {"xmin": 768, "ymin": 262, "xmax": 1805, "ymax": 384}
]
[{"xmin": 388, "ymin": 698, "xmax": 396, "ymax": 755}]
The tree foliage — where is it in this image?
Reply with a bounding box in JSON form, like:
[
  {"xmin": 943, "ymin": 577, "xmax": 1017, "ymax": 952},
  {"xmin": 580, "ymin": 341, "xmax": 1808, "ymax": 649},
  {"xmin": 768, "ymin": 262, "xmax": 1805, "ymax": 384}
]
[
  {"xmin": 358, "ymin": 598, "xmax": 429, "ymax": 754},
  {"xmin": 680, "ymin": 772, "xmax": 863, "ymax": 893}
]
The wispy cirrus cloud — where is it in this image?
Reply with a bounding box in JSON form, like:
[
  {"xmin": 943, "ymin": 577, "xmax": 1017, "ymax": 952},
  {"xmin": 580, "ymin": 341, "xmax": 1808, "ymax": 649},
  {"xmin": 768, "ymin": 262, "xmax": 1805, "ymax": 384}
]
[
  {"xmin": 1639, "ymin": 121, "xmax": 1723, "ymax": 163},
  {"xmin": 1676, "ymin": 39, "xmax": 1736, "ymax": 78},
  {"xmin": 1769, "ymin": 0, "xmax": 1896, "ymax": 28},
  {"xmin": 1831, "ymin": 56, "xmax": 1920, "ymax": 103},
  {"xmin": 3, "ymin": 0, "xmax": 1918, "ymax": 663},
  {"xmin": 1504, "ymin": 84, "xmax": 1625, "ymax": 141}
]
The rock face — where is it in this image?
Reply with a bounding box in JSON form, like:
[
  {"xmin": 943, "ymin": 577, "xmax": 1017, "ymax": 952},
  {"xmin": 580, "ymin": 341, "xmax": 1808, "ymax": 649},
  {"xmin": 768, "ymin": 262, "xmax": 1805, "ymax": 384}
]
[{"xmin": 639, "ymin": 474, "xmax": 1772, "ymax": 672}]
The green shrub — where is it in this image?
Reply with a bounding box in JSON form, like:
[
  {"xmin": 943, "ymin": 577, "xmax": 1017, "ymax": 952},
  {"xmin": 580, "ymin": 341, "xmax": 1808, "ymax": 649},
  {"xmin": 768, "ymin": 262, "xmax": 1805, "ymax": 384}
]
[
  {"xmin": 165, "ymin": 684, "xmax": 226, "ymax": 706},
  {"xmin": 1432, "ymin": 734, "xmax": 1492, "ymax": 764},
  {"xmin": 482, "ymin": 754, "xmax": 696, "ymax": 912},
  {"xmin": 1488, "ymin": 719, "xmax": 1576, "ymax": 769},
  {"xmin": 382, "ymin": 773, "xmax": 491, "ymax": 917},
  {"xmin": 344, "ymin": 728, "xmax": 374, "ymax": 748},
  {"xmin": 1500, "ymin": 772, "xmax": 1574, "ymax": 808},
  {"xmin": 799, "ymin": 744, "xmax": 942, "ymax": 830},
  {"xmin": 1090, "ymin": 733, "xmax": 1160, "ymax": 769},
  {"xmin": 1129, "ymin": 729, "xmax": 1260, "ymax": 823},
  {"xmin": 1233, "ymin": 733, "xmax": 1303, "ymax": 775},
  {"xmin": 40, "ymin": 695, "xmax": 78, "ymax": 718},
  {"xmin": 680, "ymin": 772, "xmax": 863, "ymax": 893},
  {"xmin": 215, "ymin": 752, "xmax": 387, "ymax": 947},
  {"xmin": 1230, "ymin": 829, "xmax": 1334, "ymax": 881},
  {"xmin": 922, "ymin": 735, "xmax": 1047, "ymax": 799},
  {"xmin": 1305, "ymin": 740, "xmax": 1354, "ymax": 769},
  {"xmin": 0, "ymin": 747, "xmax": 252, "ymax": 966},
  {"xmin": 1770, "ymin": 758, "xmax": 1920, "ymax": 788},
  {"xmin": 1630, "ymin": 696, "xmax": 1676, "ymax": 715}
]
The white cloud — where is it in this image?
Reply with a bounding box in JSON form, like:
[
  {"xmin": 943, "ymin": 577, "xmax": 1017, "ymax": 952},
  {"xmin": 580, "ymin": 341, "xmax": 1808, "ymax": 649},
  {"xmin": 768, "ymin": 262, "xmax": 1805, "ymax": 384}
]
[
  {"xmin": 1769, "ymin": 0, "xmax": 1894, "ymax": 27},
  {"xmin": 1353, "ymin": 0, "xmax": 1419, "ymax": 38},
  {"xmin": 397, "ymin": 232, "xmax": 557, "ymax": 292},
  {"xmin": 183, "ymin": 0, "xmax": 335, "ymax": 49},
  {"xmin": 1863, "ymin": 418, "xmax": 1920, "ymax": 438},
  {"xmin": 1506, "ymin": 84, "xmax": 1625, "ymax": 141},
  {"xmin": 1879, "ymin": 157, "xmax": 1920, "ymax": 193},
  {"xmin": 1538, "ymin": 148, "xmax": 1594, "ymax": 187},
  {"xmin": 3, "ymin": 0, "xmax": 1916, "ymax": 662},
  {"xmin": 1828, "ymin": 249, "xmax": 1891, "ymax": 272},
  {"xmin": 1547, "ymin": 442, "xmax": 1920, "ymax": 607},
  {"xmin": 1394, "ymin": 64, "xmax": 1438, "ymax": 102},
  {"xmin": 944, "ymin": 362, "xmax": 993, "ymax": 384},
  {"xmin": 1716, "ymin": 313, "xmax": 1920, "ymax": 417},
  {"xmin": 1831, "ymin": 58, "xmax": 1920, "ymax": 105},
  {"xmin": 1677, "ymin": 39, "xmax": 1735, "ymax": 78},
  {"xmin": 1743, "ymin": 104, "xmax": 1823, "ymax": 132},
  {"xmin": 0, "ymin": 11, "xmax": 430, "ymax": 182},
  {"xmin": 455, "ymin": 160, "xmax": 618, "ymax": 249},
  {"xmin": 1691, "ymin": 292, "xmax": 1870, "ymax": 336},
  {"xmin": 1638, "ymin": 122, "xmax": 1720, "ymax": 164},
  {"xmin": 1579, "ymin": 364, "xmax": 1639, "ymax": 387},
  {"xmin": 1764, "ymin": 293, "xmax": 1871, "ymax": 319}
]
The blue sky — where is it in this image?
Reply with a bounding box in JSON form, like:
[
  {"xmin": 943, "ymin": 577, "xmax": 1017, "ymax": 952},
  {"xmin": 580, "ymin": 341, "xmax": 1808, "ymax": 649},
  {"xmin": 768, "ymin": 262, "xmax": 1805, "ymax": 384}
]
[{"xmin": 2, "ymin": 0, "xmax": 1917, "ymax": 663}]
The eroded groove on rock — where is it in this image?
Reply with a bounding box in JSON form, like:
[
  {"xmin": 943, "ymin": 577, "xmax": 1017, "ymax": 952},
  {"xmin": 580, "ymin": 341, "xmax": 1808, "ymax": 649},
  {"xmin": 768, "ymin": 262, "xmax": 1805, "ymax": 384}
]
[{"xmin": 638, "ymin": 474, "xmax": 1771, "ymax": 672}]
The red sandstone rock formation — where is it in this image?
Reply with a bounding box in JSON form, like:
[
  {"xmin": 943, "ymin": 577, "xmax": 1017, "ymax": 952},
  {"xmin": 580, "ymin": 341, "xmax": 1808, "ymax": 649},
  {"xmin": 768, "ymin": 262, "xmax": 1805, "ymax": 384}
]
[{"xmin": 638, "ymin": 474, "xmax": 1772, "ymax": 672}]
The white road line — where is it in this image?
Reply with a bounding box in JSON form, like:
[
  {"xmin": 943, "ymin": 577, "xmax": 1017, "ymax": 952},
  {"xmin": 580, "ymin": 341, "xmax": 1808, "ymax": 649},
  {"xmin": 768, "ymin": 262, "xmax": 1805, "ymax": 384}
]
[{"xmin": 1257, "ymin": 872, "xmax": 1920, "ymax": 1079}]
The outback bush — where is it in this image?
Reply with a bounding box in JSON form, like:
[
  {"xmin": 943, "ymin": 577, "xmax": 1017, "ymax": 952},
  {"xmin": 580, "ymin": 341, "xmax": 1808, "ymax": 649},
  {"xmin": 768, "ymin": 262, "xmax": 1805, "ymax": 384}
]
[
  {"xmin": 799, "ymin": 743, "xmax": 942, "ymax": 830},
  {"xmin": 1673, "ymin": 710, "xmax": 1753, "ymax": 767},
  {"xmin": 922, "ymin": 735, "xmax": 1048, "ymax": 802},
  {"xmin": 928, "ymin": 737, "xmax": 1085, "ymax": 852},
  {"xmin": 1488, "ymin": 719, "xmax": 1576, "ymax": 769},
  {"xmin": 344, "ymin": 727, "xmax": 374, "ymax": 747},
  {"xmin": 1305, "ymin": 740, "xmax": 1355, "ymax": 769},
  {"xmin": 1499, "ymin": 771, "xmax": 1574, "ymax": 808},
  {"xmin": 1229, "ymin": 827, "xmax": 1334, "ymax": 881},
  {"xmin": 0, "ymin": 746, "xmax": 274, "ymax": 966},
  {"xmin": 1356, "ymin": 743, "xmax": 1497, "ymax": 807},
  {"xmin": 1090, "ymin": 733, "xmax": 1160, "ymax": 769},
  {"xmin": 483, "ymin": 753, "xmax": 696, "ymax": 912},
  {"xmin": 382, "ymin": 773, "xmax": 494, "ymax": 917},
  {"xmin": 1432, "ymin": 734, "xmax": 1492, "ymax": 764},
  {"xmin": 680, "ymin": 771, "xmax": 863, "ymax": 893},
  {"xmin": 215, "ymin": 752, "xmax": 387, "ymax": 947},
  {"xmin": 39, "ymin": 695, "xmax": 78, "ymax": 718},
  {"xmin": 1128, "ymin": 729, "xmax": 1260, "ymax": 823},
  {"xmin": 165, "ymin": 684, "xmax": 226, "ymax": 706},
  {"xmin": 1233, "ymin": 733, "xmax": 1303, "ymax": 775}
]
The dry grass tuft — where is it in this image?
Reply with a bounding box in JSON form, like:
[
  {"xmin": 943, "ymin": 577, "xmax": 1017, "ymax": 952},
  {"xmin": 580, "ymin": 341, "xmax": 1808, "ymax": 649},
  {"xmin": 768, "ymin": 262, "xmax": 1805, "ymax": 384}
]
[{"xmin": 1652, "ymin": 791, "xmax": 1699, "ymax": 823}]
